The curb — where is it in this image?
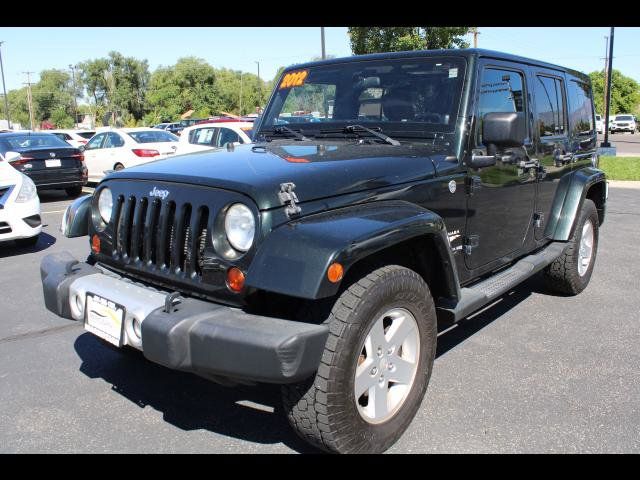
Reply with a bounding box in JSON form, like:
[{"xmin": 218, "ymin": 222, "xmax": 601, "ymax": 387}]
[{"xmin": 608, "ymin": 180, "xmax": 640, "ymax": 189}]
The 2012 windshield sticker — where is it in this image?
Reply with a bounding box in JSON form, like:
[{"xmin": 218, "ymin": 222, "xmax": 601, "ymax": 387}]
[{"xmin": 279, "ymin": 70, "xmax": 309, "ymax": 89}]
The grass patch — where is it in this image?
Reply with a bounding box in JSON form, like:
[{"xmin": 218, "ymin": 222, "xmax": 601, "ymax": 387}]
[{"xmin": 599, "ymin": 156, "xmax": 640, "ymax": 180}]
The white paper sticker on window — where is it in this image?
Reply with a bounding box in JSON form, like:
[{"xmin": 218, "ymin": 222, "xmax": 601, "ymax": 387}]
[{"xmin": 449, "ymin": 68, "xmax": 458, "ymax": 78}]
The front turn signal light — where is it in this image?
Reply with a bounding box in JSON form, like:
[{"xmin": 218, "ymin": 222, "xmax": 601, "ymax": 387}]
[
  {"xmin": 327, "ymin": 262, "xmax": 344, "ymax": 283},
  {"xmin": 227, "ymin": 267, "xmax": 245, "ymax": 293},
  {"xmin": 91, "ymin": 234, "xmax": 101, "ymax": 253}
]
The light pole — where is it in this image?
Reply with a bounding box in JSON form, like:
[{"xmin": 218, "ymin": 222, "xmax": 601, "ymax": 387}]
[
  {"xmin": 601, "ymin": 27, "xmax": 615, "ymax": 149},
  {"xmin": 321, "ymin": 27, "xmax": 326, "ymax": 60},
  {"xmin": 69, "ymin": 64, "xmax": 78, "ymax": 128},
  {"xmin": 0, "ymin": 41, "xmax": 11, "ymax": 129}
]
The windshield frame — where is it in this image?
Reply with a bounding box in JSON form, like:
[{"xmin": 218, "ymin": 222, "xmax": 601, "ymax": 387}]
[{"xmin": 257, "ymin": 55, "xmax": 469, "ymax": 143}]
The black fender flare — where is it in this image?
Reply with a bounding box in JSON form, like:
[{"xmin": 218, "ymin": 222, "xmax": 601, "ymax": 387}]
[
  {"xmin": 544, "ymin": 166, "xmax": 606, "ymax": 241},
  {"xmin": 245, "ymin": 200, "xmax": 459, "ymax": 300}
]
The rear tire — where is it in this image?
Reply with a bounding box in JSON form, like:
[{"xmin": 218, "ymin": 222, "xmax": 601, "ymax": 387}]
[
  {"xmin": 544, "ymin": 199, "xmax": 599, "ymax": 295},
  {"xmin": 65, "ymin": 186, "xmax": 83, "ymax": 198},
  {"xmin": 281, "ymin": 265, "xmax": 437, "ymax": 454},
  {"xmin": 113, "ymin": 163, "xmax": 125, "ymax": 171}
]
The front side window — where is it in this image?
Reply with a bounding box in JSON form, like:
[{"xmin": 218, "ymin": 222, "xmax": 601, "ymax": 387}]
[
  {"xmin": 534, "ymin": 75, "xmax": 567, "ymax": 137},
  {"xmin": 567, "ymin": 80, "xmax": 594, "ymax": 135},
  {"xmin": 260, "ymin": 57, "xmax": 467, "ymax": 139},
  {"xmin": 188, "ymin": 127, "xmax": 218, "ymax": 146},
  {"xmin": 217, "ymin": 128, "xmax": 241, "ymax": 146},
  {"xmin": 85, "ymin": 133, "xmax": 106, "ymax": 150},
  {"xmin": 476, "ymin": 67, "xmax": 526, "ymax": 146}
]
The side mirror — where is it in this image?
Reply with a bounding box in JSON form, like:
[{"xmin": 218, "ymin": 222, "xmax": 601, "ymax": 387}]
[
  {"xmin": 482, "ymin": 112, "xmax": 526, "ymax": 154},
  {"xmin": 4, "ymin": 151, "xmax": 22, "ymax": 163}
]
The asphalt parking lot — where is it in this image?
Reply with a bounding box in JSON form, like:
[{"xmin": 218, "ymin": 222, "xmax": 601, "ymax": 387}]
[
  {"xmin": 0, "ymin": 185, "xmax": 639, "ymax": 453},
  {"xmin": 599, "ymin": 132, "xmax": 640, "ymax": 156}
]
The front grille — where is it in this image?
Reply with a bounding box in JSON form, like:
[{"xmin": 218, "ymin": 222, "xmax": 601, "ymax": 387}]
[{"xmin": 112, "ymin": 195, "xmax": 210, "ymax": 278}]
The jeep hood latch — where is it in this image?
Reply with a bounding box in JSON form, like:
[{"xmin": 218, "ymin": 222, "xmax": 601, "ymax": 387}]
[{"xmin": 278, "ymin": 182, "xmax": 302, "ymax": 218}]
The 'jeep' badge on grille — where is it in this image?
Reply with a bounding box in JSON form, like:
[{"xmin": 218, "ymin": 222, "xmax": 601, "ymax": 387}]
[{"xmin": 149, "ymin": 187, "xmax": 169, "ymax": 200}]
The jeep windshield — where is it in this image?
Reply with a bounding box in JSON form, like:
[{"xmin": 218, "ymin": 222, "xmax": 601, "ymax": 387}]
[{"xmin": 258, "ymin": 56, "xmax": 466, "ymax": 142}]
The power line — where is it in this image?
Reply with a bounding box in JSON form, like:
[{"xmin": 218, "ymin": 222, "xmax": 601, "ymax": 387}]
[{"xmin": 22, "ymin": 71, "xmax": 35, "ymax": 130}]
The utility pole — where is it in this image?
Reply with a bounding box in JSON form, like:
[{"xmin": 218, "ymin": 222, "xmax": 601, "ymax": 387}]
[
  {"xmin": 321, "ymin": 27, "xmax": 326, "ymax": 60},
  {"xmin": 69, "ymin": 64, "xmax": 78, "ymax": 128},
  {"xmin": 255, "ymin": 61, "xmax": 261, "ymax": 106},
  {"xmin": 239, "ymin": 72, "xmax": 244, "ymax": 116},
  {"xmin": 472, "ymin": 27, "xmax": 480, "ymax": 48},
  {"xmin": 23, "ymin": 71, "xmax": 35, "ymax": 131},
  {"xmin": 0, "ymin": 41, "xmax": 11, "ymax": 129},
  {"xmin": 601, "ymin": 27, "xmax": 615, "ymax": 149}
]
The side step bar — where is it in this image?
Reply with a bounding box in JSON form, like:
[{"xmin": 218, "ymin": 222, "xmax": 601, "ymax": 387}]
[{"xmin": 437, "ymin": 241, "xmax": 568, "ymax": 322}]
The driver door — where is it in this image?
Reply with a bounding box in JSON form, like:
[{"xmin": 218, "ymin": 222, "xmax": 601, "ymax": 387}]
[
  {"xmin": 83, "ymin": 133, "xmax": 107, "ymax": 182},
  {"xmin": 464, "ymin": 60, "xmax": 537, "ymax": 272}
]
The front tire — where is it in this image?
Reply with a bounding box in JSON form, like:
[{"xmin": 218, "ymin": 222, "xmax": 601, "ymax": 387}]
[
  {"xmin": 544, "ymin": 199, "xmax": 599, "ymax": 295},
  {"xmin": 282, "ymin": 265, "xmax": 437, "ymax": 453}
]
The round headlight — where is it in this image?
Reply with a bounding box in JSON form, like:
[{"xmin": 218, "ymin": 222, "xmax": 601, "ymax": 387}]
[
  {"xmin": 224, "ymin": 203, "xmax": 255, "ymax": 252},
  {"xmin": 98, "ymin": 188, "xmax": 113, "ymax": 224}
]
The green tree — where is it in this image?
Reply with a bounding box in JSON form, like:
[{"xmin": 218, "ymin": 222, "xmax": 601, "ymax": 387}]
[
  {"xmin": 32, "ymin": 69, "xmax": 75, "ymax": 125},
  {"xmin": 347, "ymin": 27, "xmax": 471, "ymax": 55},
  {"xmin": 589, "ymin": 69, "xmax": 640, "ymax": 116}
]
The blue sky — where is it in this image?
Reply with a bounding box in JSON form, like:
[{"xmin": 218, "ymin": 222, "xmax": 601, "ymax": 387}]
[{"xmin": 1, "ymin": 27, "xmax": 638, "ymax": 96}]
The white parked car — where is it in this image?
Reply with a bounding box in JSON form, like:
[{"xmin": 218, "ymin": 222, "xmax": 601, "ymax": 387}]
[
  {"xmin": 174, "ymin": 121, "xmax": 253, "ymax": 156},
  {"xmin": 82, "ymin": 128, "xmax": 179, "ymax": 183},
  {"xmin": 610, "ymin": 114, "xmax": 636, "ymax": 134},
  {"xmin": 595, "ymin": 114, "xmax": 604, "ymax": 134},
  {"xmin": 47, "ymin": 129, "xmax": 96, "ymax": 149},
  {"xmin": 0, "ymin": 152, "xmax": 42, "ymax": 247}
]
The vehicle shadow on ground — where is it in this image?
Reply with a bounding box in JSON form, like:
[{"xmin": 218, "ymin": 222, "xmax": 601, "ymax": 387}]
[
  {"xmin": 436, "ymin": 273, "xmax": 549, "ymax": 358},
  {"xmin": 0, "ymin": 231, "xmax": 56, "ymax": 259},
  {"xmin": 73, "ymin": 333, "xmax": 321, "ymax": 453}
]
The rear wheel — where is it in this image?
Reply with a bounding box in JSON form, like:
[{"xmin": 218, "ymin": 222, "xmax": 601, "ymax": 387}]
[
  {"xmin": 113, "ymin": 163, "xmax": 125, "ymax": 171},
  {"xmin": 281, "ymin": 265, "xmax": 437, "ymax": 454},
  {"xmin": 544, "ymin": 199, "xmax": 599, "ymax": 295},
  {"xmin": 65, "ymin": 186, "xmax": 83, "ymax": 198}
]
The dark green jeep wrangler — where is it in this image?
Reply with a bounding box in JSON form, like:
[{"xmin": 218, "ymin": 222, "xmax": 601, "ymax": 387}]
[{"xmin": 41, "ymin": 49, "xmax": 606, "ymax": 453}]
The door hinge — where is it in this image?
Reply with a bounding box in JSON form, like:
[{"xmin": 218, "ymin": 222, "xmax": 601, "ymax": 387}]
[
  {"xmin": 534, "ymin": 212, "xmax": 544, "ymax": 228},
  {"xmin": 278, "ymin": 182, "xmax": 302, "ymax": 218},
  {"xmin": 466, "ymin": 175, "xmax": 482, "ymax": 196},
  {"xmin": 463, "ymin": 235, "xmax": 480, "ymax": 255}
]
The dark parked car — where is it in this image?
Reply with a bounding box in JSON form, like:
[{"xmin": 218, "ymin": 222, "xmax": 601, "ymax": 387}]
[
  {"xmin": 42, "ymin": 49, "xmax": 606, "ymax": 453},
  {"xmin": 0, "ymin": 132, "xmax": 87, "ymax": 197}
]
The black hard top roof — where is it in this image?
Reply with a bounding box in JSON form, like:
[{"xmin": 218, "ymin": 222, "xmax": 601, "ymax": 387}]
[{"xmin": 286, "ymin": 48, "xmax": 590, "ymax": 83}]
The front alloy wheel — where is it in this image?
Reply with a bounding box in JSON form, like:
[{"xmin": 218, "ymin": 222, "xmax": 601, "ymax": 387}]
[{"xmin": 282, "ymin": 265, "xmax": 437, "ymax": 454}]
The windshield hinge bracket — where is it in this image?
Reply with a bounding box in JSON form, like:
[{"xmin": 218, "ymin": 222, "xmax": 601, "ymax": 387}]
[{"xmin": 278, "ymin": 182, "xmax": 302, "ymax": 218}]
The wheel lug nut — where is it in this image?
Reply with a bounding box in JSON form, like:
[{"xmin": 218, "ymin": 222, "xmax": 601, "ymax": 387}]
[
  {"xmin": 387, "ymin": 346, "xmax": 394, "ymax": 356},
  {"xmin": 371, "ymin": 367, "xmax": 378, "ymax": 375},
  {"xmin": 388, "ymin": 363, "xmax": 393, "ymax": 370},
  {"xmin": 377, "ymin": 347, "xmax": 383, "ymax": 357}
]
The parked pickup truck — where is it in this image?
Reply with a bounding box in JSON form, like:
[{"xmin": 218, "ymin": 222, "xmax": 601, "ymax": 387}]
[{"xmin": 41, "ymin": 48, "xmax": 607, "ymax": 453}]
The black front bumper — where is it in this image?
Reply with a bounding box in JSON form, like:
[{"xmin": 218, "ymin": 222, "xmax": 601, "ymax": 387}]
[{"xmin": 40, "ymin": 251, "xmax": 329, "ymax": 384}]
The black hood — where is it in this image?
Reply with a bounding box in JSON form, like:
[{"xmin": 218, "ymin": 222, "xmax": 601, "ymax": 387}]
[{"xmin": 106, "ymin": 142, "xmax": 440, "ymax": 210}]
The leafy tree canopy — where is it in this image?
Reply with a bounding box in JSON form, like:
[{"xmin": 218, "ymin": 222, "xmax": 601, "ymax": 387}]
[
  {"xmin": 347, "ymin": 27, "xmax": 471, "ymax": 55},
  {"xmin": 589, "ymin": 69, "xmax": 640, "ymax": 116}
]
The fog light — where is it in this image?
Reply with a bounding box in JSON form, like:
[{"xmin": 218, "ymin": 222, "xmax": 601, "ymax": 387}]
[
  {"xmin": 132, "ymin": 317, "xmax": 142, "ymax": 339},
  {"xmin": 226, "ymin": 267, "xmax": 245, "ymax": 293},
  {"xmin": 91, "ymin": 234, "xmax": 100, "ymax": 253}
]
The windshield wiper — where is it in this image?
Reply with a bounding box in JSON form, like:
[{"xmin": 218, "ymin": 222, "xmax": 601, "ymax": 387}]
[
  {"xmin": 271, "ymin": 126, "xmax": 309, "ymax": 141},
  {"xmin": 344, "ymin": 124, "xmax": 400, "ymax": 146}
]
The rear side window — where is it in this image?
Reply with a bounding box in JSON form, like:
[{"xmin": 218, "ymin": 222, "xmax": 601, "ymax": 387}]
[
  {"xmin": 567, "ymin": 80, "xmax": 594, "ymax": 135},
  {"xmin": 128, "ymin": 130, "xmax": 178, "ymax": 143},
  {"xmin": 104, "ymin": 132, "xmax": 125, "ymax": 148},
  {"xmin": 534, "ymin": 75, "xmax": 567, "ymax": 137},
  {"xmin": 476, "ymin": 67, "xmax": 526, "ymax": 146}
]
